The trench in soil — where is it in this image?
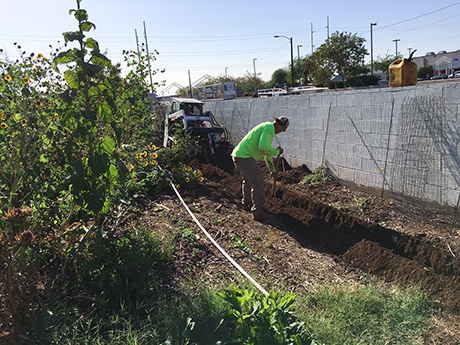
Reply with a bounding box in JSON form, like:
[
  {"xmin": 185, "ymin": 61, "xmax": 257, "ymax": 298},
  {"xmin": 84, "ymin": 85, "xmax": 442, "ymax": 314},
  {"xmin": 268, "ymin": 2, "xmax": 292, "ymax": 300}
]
[{"xmin": 195, "ymin": 159, "xmax": 460, "ymax": 313}]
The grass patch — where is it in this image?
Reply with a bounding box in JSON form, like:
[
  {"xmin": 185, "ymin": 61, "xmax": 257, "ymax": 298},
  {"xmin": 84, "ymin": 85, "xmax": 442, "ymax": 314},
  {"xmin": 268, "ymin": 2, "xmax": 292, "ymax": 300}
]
[{"xmin": 296, "ymin": 280, "xmax": 436, "ymax": 345}]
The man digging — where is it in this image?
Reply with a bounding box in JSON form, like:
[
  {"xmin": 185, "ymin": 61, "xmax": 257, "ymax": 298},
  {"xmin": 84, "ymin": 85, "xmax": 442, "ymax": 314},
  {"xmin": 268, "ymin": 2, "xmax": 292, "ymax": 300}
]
[{"xmin": 231, "ymin": 116, "xmax": 289, "ymax": 221}]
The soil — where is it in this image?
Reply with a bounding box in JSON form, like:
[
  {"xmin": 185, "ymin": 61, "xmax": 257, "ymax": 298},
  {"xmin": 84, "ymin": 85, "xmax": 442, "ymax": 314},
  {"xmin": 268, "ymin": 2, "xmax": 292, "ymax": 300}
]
[{"xmin": 132, "ymin": 157, "xmax": 460, "ymax": 344}]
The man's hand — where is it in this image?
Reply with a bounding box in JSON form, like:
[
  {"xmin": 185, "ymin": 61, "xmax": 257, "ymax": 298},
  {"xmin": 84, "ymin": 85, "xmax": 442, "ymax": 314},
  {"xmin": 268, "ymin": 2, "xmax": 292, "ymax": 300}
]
[{"xmin": 277, "ymin": 146, "xmax": 284, "ymax": 155}]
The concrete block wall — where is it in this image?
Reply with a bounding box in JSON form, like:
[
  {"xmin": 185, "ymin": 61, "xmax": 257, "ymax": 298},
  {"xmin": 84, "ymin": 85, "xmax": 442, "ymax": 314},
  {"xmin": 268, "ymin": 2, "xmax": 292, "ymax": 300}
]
[{"xmin": 204, "ymin": 82, "xmax": 460, "ymax": 208}]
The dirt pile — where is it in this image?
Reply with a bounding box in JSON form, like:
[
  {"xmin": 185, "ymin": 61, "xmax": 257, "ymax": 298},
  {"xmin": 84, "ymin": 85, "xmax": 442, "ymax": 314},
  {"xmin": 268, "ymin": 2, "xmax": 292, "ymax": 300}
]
[{"xmin": 192, "ymin": 159, "xmax": 460, "ymax": 312}]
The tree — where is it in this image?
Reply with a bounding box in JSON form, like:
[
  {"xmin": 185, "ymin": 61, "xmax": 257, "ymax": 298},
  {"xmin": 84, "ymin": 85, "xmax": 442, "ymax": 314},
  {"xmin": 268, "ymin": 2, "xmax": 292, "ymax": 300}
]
[
  {"xmin": 236, "ymin": 72, "xmax": 265, "ymax": 94},
  {"xmin": 374, "ymin": 53, "xmax": 402, "ymax": 79},
  {"xmin": 315, "ymin": 31, "xmax": 367, "ymax": 81},
  {"xmin": 303, "ymin": 52, "xmax": 333, "ymax": 85},
  {"xmin": 418, "ymin": 65, "xmax": 433, "ymax": 80},
  {"xmin": 269, "ymin": 68, "xmax": 288, "ymax": 88}
]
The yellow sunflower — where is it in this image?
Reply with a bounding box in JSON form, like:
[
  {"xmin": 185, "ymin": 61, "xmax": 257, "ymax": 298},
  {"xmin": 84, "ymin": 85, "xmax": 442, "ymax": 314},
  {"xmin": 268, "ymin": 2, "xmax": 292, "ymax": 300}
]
[
  {"xmin": 21, "ymin": 119, "xmax": 27, "ymax": 126},
  {"xmin": 129, "ymin": 165, "xmax": 134, "ymax": 171},
  {"xmin": 0, "ymin": 122, "xmax": 8, "ymax": 129},
  {"xmin": 185, "ymin": 177, "xmax": 190, "ymax": 183},
  {"xmin": 23, "ymin": 76, "xmax": 30, "ymax": 84},
  {"xmin": 4, "ymin": 75, "xmax": 12, "ymax": 82},
  {"xmin": 35, "ymin": 101, "xmax": 43, "ymax": 108},
  {"xmin": 37, "ymin": 53, "xmax": 43, "ymax": 59},
  {"xmin": 152, "ymin": 152, "xmax": 158, "ymax": 159}
]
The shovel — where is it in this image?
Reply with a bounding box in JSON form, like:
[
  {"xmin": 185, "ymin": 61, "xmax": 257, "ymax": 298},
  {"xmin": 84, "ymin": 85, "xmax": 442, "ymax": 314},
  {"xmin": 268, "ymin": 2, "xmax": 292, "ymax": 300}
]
[{"xmin": 272, "ymin": 153, "xmax": 281, "ymax": 196}]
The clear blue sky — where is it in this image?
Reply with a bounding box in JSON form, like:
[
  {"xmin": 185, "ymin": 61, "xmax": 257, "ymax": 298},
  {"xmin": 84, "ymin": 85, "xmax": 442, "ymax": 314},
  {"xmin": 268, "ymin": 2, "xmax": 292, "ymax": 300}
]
[{"xmin": 1, "ymin": 0, "xmax": 459, "ymax": 95}]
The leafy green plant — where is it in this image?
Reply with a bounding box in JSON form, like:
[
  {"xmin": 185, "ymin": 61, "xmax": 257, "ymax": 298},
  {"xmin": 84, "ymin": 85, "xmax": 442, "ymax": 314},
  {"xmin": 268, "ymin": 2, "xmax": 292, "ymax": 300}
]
[
  {"xmin": 300, "ymin": 164, "xmax": 335, "ymax": 186},
  {"xmin": 232, "ymin": 235, "xmax": 255, "ymax": 256},
  {"xmin": 354, "ymin": 197, "xmax": 369, "ymax": 211},
  {"xmin": 182, "ymin": 227, "xmax": 197, "ymax": 245},
  {"xmin": 173, "ymin": 287, "xmax": 319, "ymax": 345},
  {"xmin": 70, "ymin": 224, "xmax": 174, "ymax": 305}
]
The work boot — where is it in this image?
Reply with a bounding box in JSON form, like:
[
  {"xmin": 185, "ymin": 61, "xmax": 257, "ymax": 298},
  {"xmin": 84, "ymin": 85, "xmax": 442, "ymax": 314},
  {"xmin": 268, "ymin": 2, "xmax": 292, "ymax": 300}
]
[
  {"xmin": 242, "ymin": 203, "xmax": 252, "ymax": 211},
  {"xmin": 253, "ymin": 210, "xmax": 274, "ymax": 221}
]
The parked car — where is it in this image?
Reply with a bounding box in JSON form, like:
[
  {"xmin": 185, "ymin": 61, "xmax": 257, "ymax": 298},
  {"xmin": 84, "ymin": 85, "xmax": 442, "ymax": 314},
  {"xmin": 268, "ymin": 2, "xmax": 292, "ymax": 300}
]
[
  {"xmin": 447, "ymin": 72, "xmax": 460, "ymax": 79},
  {"xmin": 430, "ymin": 74, "xmax": 448, "ymax": 80},
  {"xmin": 377, "ymin": 79, "xmax": 389, "ymax": 86}
]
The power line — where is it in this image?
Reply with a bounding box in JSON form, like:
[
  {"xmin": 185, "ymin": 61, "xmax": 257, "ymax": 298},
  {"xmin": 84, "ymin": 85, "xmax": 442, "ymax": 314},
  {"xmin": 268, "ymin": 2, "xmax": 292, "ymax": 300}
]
[{"xmin": 377, "ymin": 1, "xmax": 460, "ymax": 30}]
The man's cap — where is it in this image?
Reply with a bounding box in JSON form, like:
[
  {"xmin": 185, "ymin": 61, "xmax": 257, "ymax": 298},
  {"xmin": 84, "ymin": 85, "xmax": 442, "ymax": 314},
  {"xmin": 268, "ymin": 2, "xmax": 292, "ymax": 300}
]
[{"xmin": 275, "ymin": 116, "xmax": 289, "ymax": 128}]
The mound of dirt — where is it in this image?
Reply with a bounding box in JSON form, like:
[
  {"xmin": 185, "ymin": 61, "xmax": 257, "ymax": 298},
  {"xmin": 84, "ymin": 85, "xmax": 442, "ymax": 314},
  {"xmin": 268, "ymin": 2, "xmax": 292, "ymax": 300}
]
[{"xmin": 126, "ymin": 157, "xmax": 460, "ymax": 343}]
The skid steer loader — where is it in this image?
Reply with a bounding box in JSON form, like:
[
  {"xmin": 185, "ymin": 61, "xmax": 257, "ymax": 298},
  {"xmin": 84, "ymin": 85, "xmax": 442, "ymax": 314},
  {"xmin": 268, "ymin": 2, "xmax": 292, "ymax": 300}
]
[{"xmin": 162, "ymin": 97, "xmax": 232, "ymax": 163}]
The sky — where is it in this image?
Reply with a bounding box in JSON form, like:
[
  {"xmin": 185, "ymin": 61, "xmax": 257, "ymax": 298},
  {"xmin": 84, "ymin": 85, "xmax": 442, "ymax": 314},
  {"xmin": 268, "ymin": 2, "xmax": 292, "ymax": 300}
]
[{"xmin": 1, "ymin": 0, "xmax": 460, "ymax": 96}]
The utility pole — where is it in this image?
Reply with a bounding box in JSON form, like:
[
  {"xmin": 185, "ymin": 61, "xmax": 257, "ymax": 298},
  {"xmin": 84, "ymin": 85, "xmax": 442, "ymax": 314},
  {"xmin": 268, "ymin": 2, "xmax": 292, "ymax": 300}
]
[
  {"xmin": 188, "ymin": 70, "xmax": 193, "ymax": 98},
  {"xmin": 370, "ymin": 23, "xmax": 377, "ymax": 75},
  {"xmin": 274, "ymin": 35, "xmax": 294, "ymax": 87},
  {"xmin": 326, "ymin": 16, "xmax": 329, "ymax": 39},
  {"xmin": 393, "ymin": 39, "xmax": 400, "ymax": 56},
  {"xmin": 134, "ymin": 29, "xmax": 141, "ymax": 64},
  {"xmin": 143, "ymin": 21, "xmax": 154, "ymax": 93},
  {"xmin": 225, "ymin": 67, "xmax": 228, "ymax": 77},
  {"xmin": 297, "ymin": 45, "xmax": 302, "ymax": 60},
  {"xmin": 253, "ymin": 58, "xmax": 257, "ymax": 77},
  {"xmin": 311, "ymin": 23, "xmax": 315, "ymax": 53}
]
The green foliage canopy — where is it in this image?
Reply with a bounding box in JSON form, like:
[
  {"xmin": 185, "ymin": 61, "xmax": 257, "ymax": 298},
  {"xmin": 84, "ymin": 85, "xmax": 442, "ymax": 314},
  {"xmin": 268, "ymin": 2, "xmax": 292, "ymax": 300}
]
[{"xmin": 314, "ymin": 31, "xmax": 367, "ymax": 80}]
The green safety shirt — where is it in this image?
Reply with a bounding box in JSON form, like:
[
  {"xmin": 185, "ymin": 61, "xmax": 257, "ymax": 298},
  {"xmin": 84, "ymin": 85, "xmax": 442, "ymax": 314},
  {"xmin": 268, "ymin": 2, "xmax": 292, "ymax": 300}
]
[{"xmin": 231, "ymin": 122, "xmax": 280, "ymax": 174}]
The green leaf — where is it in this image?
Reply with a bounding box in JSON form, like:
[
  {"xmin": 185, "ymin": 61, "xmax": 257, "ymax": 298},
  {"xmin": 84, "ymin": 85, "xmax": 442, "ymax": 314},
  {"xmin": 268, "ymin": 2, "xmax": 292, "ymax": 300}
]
[
  {"xmin": 116, "ymin": 159, "xmax": 128, "ymax": 182},
  {"xmin": 60, "ymin": 89, "xmax": 73, "ymax": 104},
  {"xmin": 107, "ymin": 163, "xmax": 119, "ymax": 184},
  {"xmin": 89, "ymin": 153, "xmax": 109, "ymax": 176},
  {"xmin": 64, "ymin": 70, "xmax": 79, "ymax": 89},
  {"xmin": 90, "ymin": 51, "xmax": 111, "ymax": 67},
  {"xmin": 74, "ymin": 9, "xmax": 88, "ymax": 22},
  {"xmin": 97, "ymin": 103, "xmax": 114, "ymax": 123},
  {"xmin": 55, "ymin": 49, "xmax": 78, "ymax": 64},
  {"xmin": 82, "ymin": 110, "xmax": 97, "ymax": 122},
  {"xmin": 76, "ymin": 60, "xmax": 102, "ymax": 74},
  {"xmin": 81, "ymin": 21, "xmax": 95, "ymax": 32},
  {"xmin": 103, "ymin": 89, "xmax": 117, "ymax": 113},
  {"xmin": 85, "ymin": 38, "xmax": 99, "ymax": 50},
  {"xmin": 87, "ymin": 189, "xmax": 104, "ymax": 214},
  {"xmin": 111, "ymin": 121, "xmax": 122, "ymax": 145},
  {"xmin": 22, "ymin": 87, "xmax": 31, "ymax": 97},
  {"xmin": 63, "ymin": 31, "xmax": 84, "ymax": 43},
  {"xmin": 102, "ymin": 137, "xmax": 115, "ymax": 154}
]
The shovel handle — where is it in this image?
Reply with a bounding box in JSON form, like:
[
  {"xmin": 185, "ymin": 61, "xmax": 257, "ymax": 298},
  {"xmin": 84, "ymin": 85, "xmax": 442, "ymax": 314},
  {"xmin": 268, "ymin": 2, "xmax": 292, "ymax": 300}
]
[{"xmin": 272, "ymin": 153, "xmax": 281, "ymax": 195}]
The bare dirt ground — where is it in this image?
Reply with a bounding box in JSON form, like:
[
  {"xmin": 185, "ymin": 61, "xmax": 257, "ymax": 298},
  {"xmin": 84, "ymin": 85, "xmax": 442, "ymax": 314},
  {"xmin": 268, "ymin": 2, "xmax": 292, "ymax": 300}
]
[{"xmin": 134, "ymin": 157, "xmax": 460, "ymax": 344}]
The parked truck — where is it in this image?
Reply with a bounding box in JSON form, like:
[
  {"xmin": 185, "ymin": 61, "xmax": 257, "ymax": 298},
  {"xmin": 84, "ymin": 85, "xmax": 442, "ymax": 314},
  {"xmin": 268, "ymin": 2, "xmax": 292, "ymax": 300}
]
[{"xmin": 197, "ymin": 82, "xmax": 236, "ymax": 100}]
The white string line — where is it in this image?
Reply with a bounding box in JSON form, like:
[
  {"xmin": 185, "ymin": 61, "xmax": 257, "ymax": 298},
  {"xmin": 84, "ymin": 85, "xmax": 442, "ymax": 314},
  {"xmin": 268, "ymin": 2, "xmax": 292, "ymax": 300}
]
[{"xmin": 169, "ymin": 181, "xmax": 269, "ymax": 297}]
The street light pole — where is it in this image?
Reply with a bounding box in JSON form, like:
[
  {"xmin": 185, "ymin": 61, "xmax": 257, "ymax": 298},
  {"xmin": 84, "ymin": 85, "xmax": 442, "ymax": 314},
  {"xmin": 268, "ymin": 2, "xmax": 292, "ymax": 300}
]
[
  {"xmin": 393, "ymin": 39, "xmax": 400, "ymax": 56},
  {"xmin": 297, "ymin": 44, "xmax": 302, "ymax": 60},
  {"xmin": 370, "ymin": 23, "xmax": 377, "ymax": 75},
  {"xmin": 274, "ymin": 35, "xmax": 295, "ymax": 88},
  {"xmin": 225, "ymin": 67, "xmax": 228, "ymax": 78},
  {"xmin": 253, "ymin": 58, "xmax": 257, "ymax": 77}
]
